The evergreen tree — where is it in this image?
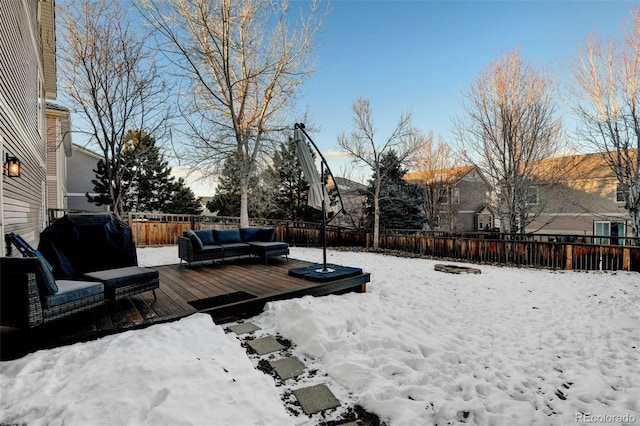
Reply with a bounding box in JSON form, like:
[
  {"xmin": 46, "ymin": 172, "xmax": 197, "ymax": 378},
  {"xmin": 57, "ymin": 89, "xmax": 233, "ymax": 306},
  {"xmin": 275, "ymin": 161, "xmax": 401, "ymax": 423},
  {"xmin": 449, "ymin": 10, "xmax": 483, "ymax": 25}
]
[
  {"xmin": 87, "ymin": 129, "xmax": 201, "ymax": 214},
  {"xmin": 366, "ymin": 150, "xmax": 426, "ymax": 230},
  {"xmin": 265, "ymin": 137, "xmax": 322, "ymax": 222},
  {"xmin": 207, "ymin": 157, "xmax": 266, "ymax": 217},
  {"xmin": 165, "ymin": 178, "xmax": 203, "ymax": 214},
  {"xmin": 86, "ymin": 158, "xmax": 117, "ymax": 208},
  {"xmin": 127, "ymin": 133, "xmax": 173, "ymax": 212}
]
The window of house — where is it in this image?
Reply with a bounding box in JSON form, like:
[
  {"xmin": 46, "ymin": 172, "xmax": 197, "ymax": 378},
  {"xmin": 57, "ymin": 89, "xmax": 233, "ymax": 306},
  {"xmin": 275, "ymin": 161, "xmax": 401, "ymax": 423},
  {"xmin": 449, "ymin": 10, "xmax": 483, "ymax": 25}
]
[
  {"xmin": 615, "ymin": 183, "xmax": 628, "ymax": 204},
  {"xmin": 438, "ymin": 187, "xmax": 459, "ymax": 204},
  {"xmin": 438, "ymin": 188, "xmax": 448, "ymax": 204},
  {"xmin": 525, "ymin": 186, "xmax": 539, "ymax": 205},
  {"xmin": 594, "ymin": 221, "xmax": 626, "ymax": 245}
]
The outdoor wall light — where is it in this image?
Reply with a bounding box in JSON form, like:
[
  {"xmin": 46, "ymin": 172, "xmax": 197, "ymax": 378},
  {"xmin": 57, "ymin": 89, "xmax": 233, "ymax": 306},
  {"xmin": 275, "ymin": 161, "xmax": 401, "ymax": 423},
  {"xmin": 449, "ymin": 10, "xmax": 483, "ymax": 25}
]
[{"xmin": 4, "ymin": 153, "xmax": 21, "ymax": 178}]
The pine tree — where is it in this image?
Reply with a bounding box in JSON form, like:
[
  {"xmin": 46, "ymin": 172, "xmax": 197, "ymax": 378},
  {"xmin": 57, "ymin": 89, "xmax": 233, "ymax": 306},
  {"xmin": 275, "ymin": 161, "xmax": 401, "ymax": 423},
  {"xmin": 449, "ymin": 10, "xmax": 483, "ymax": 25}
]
[
  {"xmin": 265, "ymin": 137, "xmax": 323, "ymax": 221},
  {"xmin": 207, "ymin": 157, "xmax": 258, "ymax": 217},
  {"xmin": 165, "ymin": 178, "xmax": 203, "ymax": 214},
  {"xmin": 366, "ymin": 150, "xmax": 426, "ymax": 230},
  {"xmin": 87, "ymin": 129, "xmax": 201, "ymax": 214},
  {"xmin": 86, "ymin": 158, "xmax": 116, "ymax": 207}
]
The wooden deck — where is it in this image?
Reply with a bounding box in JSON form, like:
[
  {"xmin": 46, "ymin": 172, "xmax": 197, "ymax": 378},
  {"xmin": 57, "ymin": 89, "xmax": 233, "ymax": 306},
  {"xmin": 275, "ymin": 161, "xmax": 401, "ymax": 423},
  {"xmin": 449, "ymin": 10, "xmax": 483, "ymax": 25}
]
[{"xmin": 0, "ymin": 257, "xmax": 370, "ymax": 360}]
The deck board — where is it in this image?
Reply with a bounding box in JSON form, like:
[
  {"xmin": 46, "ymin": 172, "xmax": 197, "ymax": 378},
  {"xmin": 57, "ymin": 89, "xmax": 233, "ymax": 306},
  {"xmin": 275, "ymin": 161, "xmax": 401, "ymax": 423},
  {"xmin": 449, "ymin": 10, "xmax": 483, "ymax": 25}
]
[{"xmin": 1, "ymin": 257, "xmax": 369, "ymax": 360}]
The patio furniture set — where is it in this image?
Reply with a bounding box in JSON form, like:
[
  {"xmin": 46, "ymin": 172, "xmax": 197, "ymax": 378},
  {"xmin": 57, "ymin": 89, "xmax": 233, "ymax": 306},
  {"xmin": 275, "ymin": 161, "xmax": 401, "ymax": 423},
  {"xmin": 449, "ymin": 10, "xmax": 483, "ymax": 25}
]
[
  {"xmin": 1, "ymin": 215, "xmax": 289, "ymax": 331},
  {"xmin": 179, "ymin": 227, "xmax": 290, "ymax": 266},
  {"xmin": 1, "ymin": 215, "xmax": 160, "ymax": 329}
]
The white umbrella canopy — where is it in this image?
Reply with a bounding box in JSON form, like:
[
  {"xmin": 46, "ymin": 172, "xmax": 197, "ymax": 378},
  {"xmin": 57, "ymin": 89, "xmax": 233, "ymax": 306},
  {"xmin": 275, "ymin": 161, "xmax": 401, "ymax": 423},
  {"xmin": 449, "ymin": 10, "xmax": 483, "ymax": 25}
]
[{"xmin": 294, "ymin": 128, "xmax": 327, "ymax": 211}]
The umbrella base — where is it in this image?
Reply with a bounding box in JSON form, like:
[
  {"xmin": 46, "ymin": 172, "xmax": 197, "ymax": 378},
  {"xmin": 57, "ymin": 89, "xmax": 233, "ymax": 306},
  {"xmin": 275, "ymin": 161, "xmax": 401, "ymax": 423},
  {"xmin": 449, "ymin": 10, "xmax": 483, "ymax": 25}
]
[{"xmin": 288, "ymin": 263, "xmax": 363, "ymax": 282}]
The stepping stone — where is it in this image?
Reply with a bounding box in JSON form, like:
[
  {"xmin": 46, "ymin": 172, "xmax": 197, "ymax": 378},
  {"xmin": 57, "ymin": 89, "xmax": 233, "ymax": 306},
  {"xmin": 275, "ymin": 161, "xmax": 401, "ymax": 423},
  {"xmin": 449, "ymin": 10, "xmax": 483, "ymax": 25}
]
[
  {"xmin": 269, "ymin": 357, "xmax": 306, "ymax": 380},
  {"xmin": 293, "ymin": 384, "xmax": 341, "ymax": 415},
  {"xmin": 228, "ymin": 322, "xmax": 261, "ymax": 335},
  {"xmin": 246, "ymin": 336, "xmax": 285, "ymax": 355}
]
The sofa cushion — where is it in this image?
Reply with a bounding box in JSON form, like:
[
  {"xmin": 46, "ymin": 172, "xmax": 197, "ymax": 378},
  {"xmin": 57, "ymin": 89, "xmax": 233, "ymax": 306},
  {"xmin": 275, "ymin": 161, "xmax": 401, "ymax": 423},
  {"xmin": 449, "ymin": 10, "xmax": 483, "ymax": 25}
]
[
  {"xmin": 1, "ymin": 256, "xmax": 59, "ymax": 295},
  {"xmin": 219, "ymin": 242, "xmax": 251, "ymax": 251},
  {"xmin": 213, "ymin": 228, "xmax": 242, "ymax": 244},
  {"xmin": 259, "ymin": 228, "xmax": 276, "ymax": 242},
  {"xmin": 199, "ymin": 245, "xmax": 224, "ymax": 256},
  {"xmin": 83, "ymin": 266, "xmax": 159, "ymax": 291},
  {"xmin": 240, "ymin": 227, "xmax": 262, "ymax": 243},
  {"xmin": 35, "ymin": 257, "xmax": 59, "ymax": 295},
  {"xmin": 42, "ymin": 280, "xmax": 103, "ymax": 309},
  {"xmin": 247, "ymin": 241, "xmax": 289, "ymax": 255},
  {"xmin": 186, "ymin": 230, "xmax": 204, "ymax": 251},
  {"xmin": 194, "ymin": 230, "xmax": 215, "ymax": 246}
]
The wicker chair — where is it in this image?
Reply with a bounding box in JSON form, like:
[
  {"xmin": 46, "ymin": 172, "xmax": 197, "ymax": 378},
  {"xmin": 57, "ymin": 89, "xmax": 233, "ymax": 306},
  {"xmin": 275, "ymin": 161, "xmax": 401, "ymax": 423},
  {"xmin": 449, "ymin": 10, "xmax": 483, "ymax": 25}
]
[{"xmin": 0, "ymin": 257, "xmax": 105, "ymax": 328}]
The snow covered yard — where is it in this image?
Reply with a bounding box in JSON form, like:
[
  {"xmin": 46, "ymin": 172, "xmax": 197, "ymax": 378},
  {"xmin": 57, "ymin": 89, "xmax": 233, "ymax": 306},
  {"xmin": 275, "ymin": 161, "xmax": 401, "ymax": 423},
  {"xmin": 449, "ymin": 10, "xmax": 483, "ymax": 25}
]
[
  {"xmin": 1, "ymin": 246, "xmax": 638, "ymax": 425},
  {"xmin": 260, "ymin": 248, "xmax": 639, "ymax": 425}
]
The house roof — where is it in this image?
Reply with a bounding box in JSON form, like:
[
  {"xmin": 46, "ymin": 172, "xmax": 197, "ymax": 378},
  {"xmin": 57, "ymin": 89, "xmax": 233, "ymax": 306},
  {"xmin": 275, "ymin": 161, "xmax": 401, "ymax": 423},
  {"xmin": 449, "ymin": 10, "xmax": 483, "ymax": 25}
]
[
  {"xmin": 72, "ymin": 143, "xmax": 103, "ymax": 160},
  {"xmin": 533, "ymin": 150, "xmax": 637, "ymax": 181},
  {"xmin": 327, "ymin": 176, "xmax": 367, "ymax": 192},
  {"xmin": 405, "ymin": 165, "xmax": 476, "ymax": 185}
]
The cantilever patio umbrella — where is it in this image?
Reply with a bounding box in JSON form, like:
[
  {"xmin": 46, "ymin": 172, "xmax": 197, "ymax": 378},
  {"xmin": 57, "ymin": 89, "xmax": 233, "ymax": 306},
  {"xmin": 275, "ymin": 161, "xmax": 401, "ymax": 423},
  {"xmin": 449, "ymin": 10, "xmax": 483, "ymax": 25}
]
[
  {"xmin": 293, "ymin": 129, "xmax": 326, "ymax": 211},
  {"xmin": 293, "ymin": 123, "xmax": 345, "ymax": 272}
]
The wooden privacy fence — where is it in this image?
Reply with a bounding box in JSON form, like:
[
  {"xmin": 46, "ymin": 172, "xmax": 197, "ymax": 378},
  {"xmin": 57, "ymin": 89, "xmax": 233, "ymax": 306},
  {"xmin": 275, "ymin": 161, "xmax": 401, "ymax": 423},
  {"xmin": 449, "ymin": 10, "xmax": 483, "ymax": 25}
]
[
  {"xmin": 127, "ymin": 213, "xmax": 640, "ymax": 272},
  {"xmin": 373, "ymin": 233, "xmax": 640, "ymax": 272}
]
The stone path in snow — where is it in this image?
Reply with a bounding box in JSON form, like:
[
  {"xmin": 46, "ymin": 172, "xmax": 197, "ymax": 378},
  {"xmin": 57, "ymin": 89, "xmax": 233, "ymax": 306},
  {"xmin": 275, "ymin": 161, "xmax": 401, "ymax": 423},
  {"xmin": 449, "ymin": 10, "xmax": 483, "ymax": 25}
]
[{"xmin": 227, "ymin": 321, "xmax": 381, "ymax": 426}]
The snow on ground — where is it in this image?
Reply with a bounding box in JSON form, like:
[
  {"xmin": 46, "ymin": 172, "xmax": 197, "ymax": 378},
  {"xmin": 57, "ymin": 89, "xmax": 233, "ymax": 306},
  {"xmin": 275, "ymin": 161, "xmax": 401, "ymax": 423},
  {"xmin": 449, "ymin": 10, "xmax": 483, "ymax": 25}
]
[
  {"xmin": 0, "ymin": 314, "xmax": 291, "ymax": 426},
  {"xmin": 1, "ymin": 246, "xmax": 639, "ymax": 426}
]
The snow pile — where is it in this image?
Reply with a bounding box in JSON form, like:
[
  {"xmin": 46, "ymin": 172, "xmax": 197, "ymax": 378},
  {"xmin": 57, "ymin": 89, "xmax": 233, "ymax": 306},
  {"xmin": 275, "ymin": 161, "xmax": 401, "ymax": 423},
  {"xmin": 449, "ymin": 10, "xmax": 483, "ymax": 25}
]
[{"xmin": 0, "ymin": 314, "xmax": 292, "ymax": 426}]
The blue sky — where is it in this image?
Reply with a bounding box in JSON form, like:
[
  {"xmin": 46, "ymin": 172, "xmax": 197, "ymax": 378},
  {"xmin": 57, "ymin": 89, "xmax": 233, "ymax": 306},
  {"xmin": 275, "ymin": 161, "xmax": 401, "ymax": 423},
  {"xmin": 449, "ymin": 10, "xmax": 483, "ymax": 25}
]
[{"xmin": 293, "ymin": 0, "xmax": 636, "ymax": 179}]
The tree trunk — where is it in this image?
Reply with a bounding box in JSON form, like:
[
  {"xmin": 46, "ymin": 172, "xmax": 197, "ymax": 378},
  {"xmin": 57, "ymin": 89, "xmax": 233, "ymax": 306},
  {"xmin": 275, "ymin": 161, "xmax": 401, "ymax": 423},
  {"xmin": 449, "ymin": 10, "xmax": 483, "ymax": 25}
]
[
  {"xmin": 373, "ymin": 173, "xmax": 381, "ymax": 250},
  {"xmin": 239, "ymin": 175, "xmax": 249, "ymax": 228}
]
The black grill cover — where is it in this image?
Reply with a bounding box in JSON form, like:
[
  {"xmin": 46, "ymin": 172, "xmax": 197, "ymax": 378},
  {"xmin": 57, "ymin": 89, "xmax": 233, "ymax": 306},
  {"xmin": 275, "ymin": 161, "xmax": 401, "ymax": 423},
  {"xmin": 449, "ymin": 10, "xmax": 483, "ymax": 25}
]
[{"xmin": 38, "ymin": 214, "xmax": 138, "ymax": 279}]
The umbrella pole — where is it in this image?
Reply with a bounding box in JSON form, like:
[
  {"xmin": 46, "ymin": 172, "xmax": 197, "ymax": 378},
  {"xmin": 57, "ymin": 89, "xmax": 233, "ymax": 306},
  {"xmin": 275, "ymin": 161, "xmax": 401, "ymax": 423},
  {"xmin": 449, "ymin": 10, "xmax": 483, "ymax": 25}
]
[{"xmin": 321, "ymin": 162, "xmax": 328, "ymax": 272}]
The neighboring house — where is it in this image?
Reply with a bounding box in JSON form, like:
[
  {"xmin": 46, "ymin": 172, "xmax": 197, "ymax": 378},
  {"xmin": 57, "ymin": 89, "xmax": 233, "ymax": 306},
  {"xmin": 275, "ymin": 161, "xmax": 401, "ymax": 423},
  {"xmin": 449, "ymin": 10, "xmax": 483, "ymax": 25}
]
[
  {"xmin": 406, "ymin": 165, "xmax": 494, "ymax": 232},
  {"xmin": 326, "ymin": 176, "xmax": 368, "ymax": 229},
  {"xmin": 67, "ymin": 144, "xmax": 109, "ymax": 212},
  {"xmin": 526, "ymin": 152, "xmax": 633, "ymax": 244},
  {"xmin": 46, "ymin": 102, "xmax": 72, "ymax": 214},
  {"xmin": 1, "ymin": 0, "xmax": 57, "ymax": 255}
]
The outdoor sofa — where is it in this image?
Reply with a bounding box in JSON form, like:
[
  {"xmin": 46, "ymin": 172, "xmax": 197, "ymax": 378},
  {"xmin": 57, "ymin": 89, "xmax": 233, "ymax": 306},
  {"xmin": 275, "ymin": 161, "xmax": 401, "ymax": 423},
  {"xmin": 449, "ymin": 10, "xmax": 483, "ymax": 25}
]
[
  {"xmin": 0, "ymin": 253, "xmax": 159, "ymax": 329},
  {"xmin": 179, "ymin": 227, "xmax": 289, "ymax": 266},
  {"xmin": 0, "ymin": 256, "xmax": 105, "ymax": 328}
]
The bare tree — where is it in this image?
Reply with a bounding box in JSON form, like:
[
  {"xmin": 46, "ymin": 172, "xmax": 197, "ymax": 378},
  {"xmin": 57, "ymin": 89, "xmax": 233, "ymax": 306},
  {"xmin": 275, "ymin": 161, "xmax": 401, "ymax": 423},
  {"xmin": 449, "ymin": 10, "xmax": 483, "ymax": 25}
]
[
  {"xmin": 338, "ymin": 98, "xmax": 425, "ymax": 249},
  {"xmin": 410, "ymin": 132, "xmax": 459, "ymax": 230},
  {"xmin": 570, "ymin": 8, "xmax": 640, "ymax": 240},
  {"xmin": 454, "ymin": 48, "xmax": 564, "ymax": 234},
  {"xmin": 141, "ymin": 0, "xmax": 325, "ymax": 227},
  {"xmin": 58, "ymin": 0, "xmax": 170, "ymax": 218}
]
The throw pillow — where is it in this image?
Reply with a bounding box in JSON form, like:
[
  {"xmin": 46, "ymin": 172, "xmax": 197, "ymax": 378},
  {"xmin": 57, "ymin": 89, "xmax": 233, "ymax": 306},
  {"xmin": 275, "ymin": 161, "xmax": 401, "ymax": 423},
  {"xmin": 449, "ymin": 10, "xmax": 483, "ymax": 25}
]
[
  {"xmin": 186, "ymin": 230, "xmax": 204, "ymax": 250},
  {"xmin": 194, "ymin": 230, "xmax": 215, "ymax": 246},
  {"xmin": 240, "ymin": 227, "xmax": 262, "ymax": 243},
  {"xmin": 212, "ymin": 228, "xmax": 242, "ymax": 244},
  {"xmin": 34, "ymin": 257, "xmax": 59, "ymax": 294},
  {"xmin": 259, "ymin": 228, "xmax": 276, "ymax": 242}
]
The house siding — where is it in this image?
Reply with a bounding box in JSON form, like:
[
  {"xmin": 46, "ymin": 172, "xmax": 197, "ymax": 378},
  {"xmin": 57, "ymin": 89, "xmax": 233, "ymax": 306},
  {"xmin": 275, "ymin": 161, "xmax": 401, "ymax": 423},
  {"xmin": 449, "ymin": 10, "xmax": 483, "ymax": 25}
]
[
  {"xmin": 46, "ymin": 110, "xmax": 69, "ymax": 210},
  {"xmin": 1, "ymin": 1, "xmax": 50, "ymax": 253},
  {"xmin": 528, "ymin": 176, "xmax": 631, "ymax": 237},
  {"xmin": 67, "ymin": 145, "xmax": 109, "ymax": 212}
]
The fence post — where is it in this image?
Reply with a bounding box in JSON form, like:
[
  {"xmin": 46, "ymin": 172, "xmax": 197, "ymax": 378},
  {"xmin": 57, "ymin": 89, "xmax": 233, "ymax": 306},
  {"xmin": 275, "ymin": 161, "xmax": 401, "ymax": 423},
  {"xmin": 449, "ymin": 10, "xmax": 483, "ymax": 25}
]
[
  {"xmin": 564, "ymin": 244, "xmax": 572, "ymax": 270},
  {"xmin": 623, "ymin": 247, "xmax": 630, "ymax": 271}
]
